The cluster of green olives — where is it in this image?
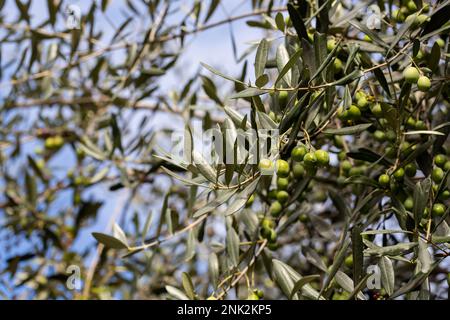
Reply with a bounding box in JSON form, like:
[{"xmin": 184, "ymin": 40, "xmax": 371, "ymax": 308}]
[
  {"xmin": 337, "ymin": 90, "xmax": 375, "ymax": 122},
  {"xmin": 403, "ymin": 66, "xmax": 431, "ymax": 92},
  {"xmin": 392, "ymin": 0, "xmax": 429, "ymax": 26}
]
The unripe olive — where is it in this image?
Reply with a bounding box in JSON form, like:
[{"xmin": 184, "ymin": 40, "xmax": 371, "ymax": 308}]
[
  {"xmin": 392, "ymin": 9, "xmax": 405, "ymax": 22},
  {"xmin": 260, "ymin": 226, "xmax": 272, "ymax": 239},
  {"xmin": 404, "ymin": 197, "xmax": 414, "ymax": 211},
  {"xmin": 341, "ymin": 160, "xmax": 352, "ymax": 173},
  {"xmin": 434, "ymin": 154, "xmax": 447, "ymax": 168},
  {"xmin": 267, "ymin": 242, "xmax": 279, "ymax": 251},
  {"xmin": 293, "ymin": 163, "xmax": 305, "ymax": 178},
  {"xmin": 269, "ymin": 111, "xmax": 277, "ymax": 121},
  {"xmin": 415, "ymin": 120, "xmax": 427, "ymax": 130},
  {"xmin": 291, "ymin": 146, "xmax": 307, "ymax": 162},
  {"xmin": 406, "ymin": 0, "xmax": 417, "ymax": 12},
  {"xmin": 338, "ymin": 151, "xmax": 346, "ymax": 161},
  {"xmin": 270, "ymin": 201, "xmax": 283, "ymax": 217},
  {"xmin": 276, "ymin": 190, "xmax": 289, "ymax": 204},
  {"xmin": 444, "ymin": 161, "xmax": 450, "ymax": 171},
  {"xmin": 393, "ymin": 168, "xmax": 405, "ymax": 182},
  {"xmin": 440, "ymin": 190, "xmax": 450, "ymax": 200},
  {"xmin": 333, "ymin": 58, "xmax": 343, "ymax": 73},
  {"xmin": 403, "ymin": 66, "xmax": 420, "ymax": 84},
  {"xmin": 348, "ymin": 105, "xmax": 361, "ymax": 120},
  {"xmin": 344, "ymin": 255, "xmax": 353, "ymax": 268},
  {"xmin": 417, "ymin": 76, "xmax": 431, "ymax": 92},
  {"xmin": 385, "ymin": 130, "xmax": 397, "ymax": 142},
  {"xmin": 53, "ymin": 135, "xmax": 64, "ymax": 148},
  {"xmin": 373, "ymin": 130, "xmax": 386, "ymax": 142},
  {"xmin": 259, "ymin": 158, "xmax": 274, "ymax": 173},
  {"xmin": 406, "ymin": 117, "xmax": 416, "ymax": 128},
  {"xmin": 255, "ymin": 289, "xmax": 264, "ymax": 299},
  {"xmin": 278, "ymin": 91, "xmax": 289, "ymax": 108},
  {"xmin": 357, "ymin": 96, "xmax": 368, "ymax": 109},
  {"xmin": 378, "ymin": 174, "xmax": 390, "ymax": 187},
  {"xmin": 436, "ymin": 38, "xmax": 445, "ymax": 48},
  {"xmin": 432, "ymin": 203, "xmax": 446, "ymax": 217},
  {"xmin": 44, "ymin": 137, "xmax": 55, "ymax": 149},
  {"xmin": 432, "ymin": 167, "xmax": 445, "ymax": 183},
  {"xmin": 334, "ymin": 136, "xmax": 344, "ymax": 149},
  {"xmin": 276, "ymin": 159, "xmax": 290, "ymax": 178},
  {"xmin": 315, "ymin": 150, "xmax": 330, "ymax": 166},
  {"xmin": 327, "ymin": 38, "xmax": 336, "ymax": 52},
  {"xmin": 261, "ymin": 218, "xmax": 275, "ymax": 229},
  {"xmin": 268, "ymin": 189, "xmax": 278, "ymax": 200},
  {"xmin": 277, "ymin": 177, "xmax": 289, "ymax": 190},
  {"xmin": 405, "ymin": 163, "xmax": 417, "ymax": 177},
  {"xmin": 299, "ymin": 213, "xmax": 309, "ymax": 223},
  {"xmin": 370, "ymin": 103, "xmax": 383, "ymax": 117},
  {"xmin": 247, "ymin": 293, "xmax": 260, "ymax": 300},
  {"xmin": 268, "ymin": 229, "xmax": 278, "ymax": 243},
  {"xmin": 303, "ymin": 152, "xmax": 317, "ymax": 167}
]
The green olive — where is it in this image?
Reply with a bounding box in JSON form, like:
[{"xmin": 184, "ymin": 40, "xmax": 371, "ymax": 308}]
[
  {"xmin": 270, "ymin": 201, "xmax": 283, "ymax": 217},
  {"xmin": 293, "ymin": 163, "xmax": 305, "ymax": 178},
  {"xmin": 417, "ymin": 76, "xmax": 431, "ymax": 92},
  {"xmin": 315, "ymin": 150, "xmax": 330, "ymax": 166},
  {"xmin": 276, "ymin": 190, "xmax": 289, "ymax": 204},
  {"xmin": 291, "ymin": 146, "xmax": 307, "ymax": 162},
  {"xmin": 432, "ymin": 167, "xmax": 444, "ymax": 183},
  {"xmin": 393, "ymin": 168, "xmax": 405, "ymax": 182},
  {"xmin": 378, "ymin": 174, "xmax": 390, "ymax": 187},
  {"xmin": 403, "ymin": 66, "xmax": 420, "ymax": 84},
  {"xmin": 277, "ymin": 177, "xmax": 289, "ymax": 190},
  {"xmin": 276, "ymin": 159, "xmax": 290, "ymax": 178},
  {"xmin": 432, "ymin": 203, "xmax": 446, "ymax": 217},
  {"xmin": 303, "ymin": 152, "xmax": 317, "ymax": 167}
]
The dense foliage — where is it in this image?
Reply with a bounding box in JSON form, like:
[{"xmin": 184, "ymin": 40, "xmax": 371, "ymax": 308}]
[{"xmin": 1, "ymin": 0, "xmax": 450, "ymax": 300}]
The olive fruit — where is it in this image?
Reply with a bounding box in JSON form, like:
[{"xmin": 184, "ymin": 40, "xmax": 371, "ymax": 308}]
[
  {"xmin": 278, "ymin": 91, "xmax": 288, "ymax": 108},
  {"xmin": 344, "ymin": 255, "xmax": 353, "ymax": 268},
  {"xmin": 378, "ymin": 174, "xmax": 390, "ymax": 187},
  {"xmin": 406, "ymin": 117, "xmax": 416, "ymax": 128},
  {"xmin": 373, "ymin": 130, "xmax": 385, "ymax": 142},
  {"xmin": 315, "ymin": 150, "xmax": 330, "ymax": 166},
  {"xmin": 406, "ymin": 0, "xmax": 417, "ymax": 12},
  {"xmin": 392, "ymin": 9, "xmax": 405, "ymax": 22},
  {"xmin": 393, "ymin": 168, "xmax": 405, "ymax": 182},
  {"xmin": 299, "ymin": 213, "xmax": 309, "ymax": 223},
  {"xmin": 327, "ymin": 38, "xmax": 336, "ymax": 52},
  {"xmin": 357, "ymin": 96, "xmax": 368, "ymax": 109},
  {"xmin": 436, "ymin": 38, "xmax": 445, "ymax": 48},
  {"xmin": 333, "ymin": 58, "xmax": 343, "ymax": 73},
  {"xmin": 432, "ymin": 167, "xmax": 444, "ymax": 183},
  {"xmin": 259, "ymin": 158, "xmax": 274, "ymax": 173},
  {"xmin": 404, "ymin": 197, "xmax": 414, "ymax": 211},
  {"xmin": 261, "ymin": 218, "xmax": 275, "ymax": 229},
  {"xmin": 341, "ymin": 160, "xmax": 352, "ymax": 173},
  {"xmin": 347, "ymin": 105, "xmax": 361, "ymax": 120},
  {"xmin": 276, "ymin": 159, "xmax": 290, "ymax": 178},
  {"xmin": 303, "ymin": 152, "xmax": 317, "ymax": 167},
  {"xmin": 293, "ymin": 163, "xmax": 305, "ymax": 178},
  {"xmin": 247, "ymin": 293, "xmax": 260, "ymax": 300},
  {"xmin": 415, "ymin": 120, "xmax": 427, "ymax": 130},
  {"xmin": 434, "ymin": 154, "xmax": 447, "ymax": 168},
  {"xmin": 270, "ymin": 201, "xmax": 283, "ymax": 217},
  {"xmin": 255, "ymin": 289, "xmax": 264, "ymax": 299},
  {"xmin": 276, "ymin": 190, "xmax": 289, "ymax": 204},
  {"xmin": 277, "ymin": 177, "xmax": 289, "ymax": 190},
  {"xmin": 432, "ymin": 203, "xmax": 446, "ymax": 217},
  {"xmin": 417, "ymin": 76, "xmax": 431, "ymax": 92},
  {"xmin": 405, "ymin": 163, "xmax": 417, "ymax": 177},
  {"xmin": 403, "ymin": 66, "xmax": 420, "ymax": 84},
  {"xmin": 444, "ymin": 161, "xmax": 450, "ymax": 171},
  {"xmin": 370, "ymin": 103, "xmax": 383, "ymax": 117},
  {"xmin": 291, "ymin": 146, "xmax": 307, "ymax": 162}
]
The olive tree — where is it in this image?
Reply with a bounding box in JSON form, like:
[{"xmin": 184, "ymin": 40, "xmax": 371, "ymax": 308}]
[{"xmin": 1, "ymin": 0, "xmax": 450, "ymax": 300}]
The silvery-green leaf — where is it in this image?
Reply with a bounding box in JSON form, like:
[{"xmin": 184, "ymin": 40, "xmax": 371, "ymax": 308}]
[{"xmin": 379, "ymin": 256, "xmax": 395, "ymax": 296}]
